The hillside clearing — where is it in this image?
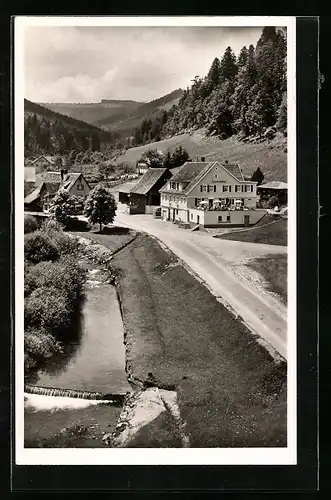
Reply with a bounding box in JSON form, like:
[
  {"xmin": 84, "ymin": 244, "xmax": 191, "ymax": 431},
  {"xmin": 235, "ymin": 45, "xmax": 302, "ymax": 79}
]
[
  {"xmin": 216, "ymin": 214, "xmax": 288, "ymax": 246},
  {"xmin": 114, "ymin": 130, "xmax": 287, "ymax": 182}
]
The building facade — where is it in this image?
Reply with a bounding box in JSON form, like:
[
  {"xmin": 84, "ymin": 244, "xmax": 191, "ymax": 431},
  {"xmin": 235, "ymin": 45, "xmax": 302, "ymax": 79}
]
[{"xmin": 159, "ymin": 161, "xmax": 262, "ymax": 227}]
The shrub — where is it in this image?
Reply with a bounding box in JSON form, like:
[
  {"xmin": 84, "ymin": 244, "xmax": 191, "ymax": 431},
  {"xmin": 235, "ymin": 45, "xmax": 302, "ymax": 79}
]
[
  {"xmin": 25, "ymin": 286, "xmax": 72, "ymax": 332},
  {"xmin": 24, "ymin": 214, "xmax": 38, "ymax": 234},
  {"xmin": 24, "ymin": 328, "xmax": 62, "ymax": 370},
  {"xmin": 24, "ymin": 231, "xmax": 60, "ymax": 264},
  {"xmin": 24, "ymin": 257, "xmax": 86, "ymax": 304},
  {"xmin": 64, "ymin": 217, "xmax": 91, "ymax": 232},
  {"xmin": 39, "ymin": 219, "xmax": 79, "ymax": 255},
  {"xmin": 40, "ymin": 218, "xmax": 64, "ymax": 233},
  {"xmin": 268, "ymin": 196, "xmax": 279, "ymax": 209}
]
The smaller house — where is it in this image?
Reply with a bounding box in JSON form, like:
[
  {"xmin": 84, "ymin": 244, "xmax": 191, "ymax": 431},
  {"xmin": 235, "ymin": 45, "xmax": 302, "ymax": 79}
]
[
  {"xmin": 29, "ymin": 155, "xmax": 56, "ymax": 169},
  {"xmin": 136, "ymin": 161, "xmax": 149, "ymax": 175},
  {"xmin": 257, "ymin": 181, "xmax": 288, "ymax": 205},
  {"xmin": 127, "ymin": 168, "xmax": 172, "ymax": 214},
  {"xmin": 24, "ymin": 170, "xmax": 91, "ymax": 212}
]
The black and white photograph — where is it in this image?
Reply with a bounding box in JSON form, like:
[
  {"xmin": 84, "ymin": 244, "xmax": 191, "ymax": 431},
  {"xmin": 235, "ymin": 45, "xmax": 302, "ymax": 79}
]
[{"xmin": 15, "ymin": 16, "xmax": 296, "ymax": 465}]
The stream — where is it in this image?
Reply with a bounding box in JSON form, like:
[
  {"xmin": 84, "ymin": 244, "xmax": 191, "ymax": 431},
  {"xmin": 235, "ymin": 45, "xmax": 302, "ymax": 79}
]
[{"xmin": 24, "ymin": 277, "xmax": 131, "ymax": 446}]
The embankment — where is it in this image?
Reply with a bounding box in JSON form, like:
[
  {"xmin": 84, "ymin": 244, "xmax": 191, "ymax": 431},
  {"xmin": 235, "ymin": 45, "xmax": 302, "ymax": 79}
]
[{"xmin": 112, "ymin": 233, "xmax": 287, "ymax": 447}]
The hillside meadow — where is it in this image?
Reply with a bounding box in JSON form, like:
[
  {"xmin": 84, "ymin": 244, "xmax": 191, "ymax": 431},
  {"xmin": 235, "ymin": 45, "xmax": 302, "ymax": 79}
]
[{"xmin": 114, "ymin": 130, "xmax": 287, "ymax": 182}]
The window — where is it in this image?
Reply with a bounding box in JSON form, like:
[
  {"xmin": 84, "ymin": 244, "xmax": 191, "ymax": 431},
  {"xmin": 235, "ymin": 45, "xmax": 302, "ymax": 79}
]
[
  {"xmin": 235, "ymin": 185, "xmax": 242, "ymax": 192},
  {"xmin": 171, "ymin": 182, "xmax": 176, "ymax": 189},
  {"xmin": 209, "ymin": 185, "xmax": 214, "ymax": 192},
  {"xmin": 77, "ymin": 184, "xmax": 84, "ymax": 191},
  {"xmin": 176, "ymin": 183, "xmax": 179, "ymax": 190},
  {"xmin": 200, "ymin": 185, "xmax": 207, "ymax": 192},
  {"xmin": 227, "ymin": 215, "xmax": 231, "ymax": 222},
  {"xmin": 218, "ymin": 215, "xmax": 222, "ymax": 223},
  {"xmin": 223, "ymin": 185, "xmax": 229, "ymax": 192}
]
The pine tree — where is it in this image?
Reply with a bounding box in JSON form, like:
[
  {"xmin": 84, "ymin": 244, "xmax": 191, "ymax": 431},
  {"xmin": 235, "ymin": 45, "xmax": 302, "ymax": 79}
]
[
  {"xmin": 237, "ymin": 46, "xmax": 248, "ymax": 68},
  {"xmin": 207, "ymin": 57, "xmax": 221, "ymax": 86},
  {"xmin": 251, "ymin": 167, "xmax": 264, "ymax": 185},
  {"xmin": 219, "ymin": 46, "xmax": 238, "ymax": 84}
]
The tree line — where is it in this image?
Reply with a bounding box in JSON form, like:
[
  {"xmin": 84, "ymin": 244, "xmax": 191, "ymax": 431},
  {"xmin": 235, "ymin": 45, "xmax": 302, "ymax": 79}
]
[{"xmin": 132, "ymin": 27, "xmax": 287, "ymax": 146}]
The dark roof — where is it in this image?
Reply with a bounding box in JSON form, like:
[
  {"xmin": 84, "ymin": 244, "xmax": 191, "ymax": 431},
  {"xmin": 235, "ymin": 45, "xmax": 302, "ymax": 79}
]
[
  {"xmin": 160, "ymin": 161, "xmax": 246, "ymax": 195},
  {"xmin": 258, "ymin": 181, "xmax": 288, "ymax": 190},
  {"xmin": 130, "ymin": 168, "xmax": 168, "ymax": 195},
  {"xmin": 41, "ymin": 171, "xmax": 62, "ymax": 184},
  {"xmin": 24, "ymin": 184, "xmax": 43, "ymax": 204},
  {"xmin": 221, "ymin": 162, "xmax": 244, "ymax": 181},
  {"xmin": 59, "ymin": 172, "xmax": 85, "ymax": 192},
  {"xmin": 30, "ymin": 155, "xmax": 55, "ymax": 165},
  {"xmin": 160, "ymin": 162, "xmax": 214, "ymax": 194}
]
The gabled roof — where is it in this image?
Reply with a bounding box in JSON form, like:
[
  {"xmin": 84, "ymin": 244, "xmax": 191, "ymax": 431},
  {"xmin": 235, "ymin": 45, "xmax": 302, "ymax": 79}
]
[
  {"xmin": 24, "ymin": 184, "xmax": 43, "ymax": 204},
  {"xmin": 59, "ymin": 172, "xmax": 86, "ymax": 192},
  {"xmin": 160, "ymin": 162, "xmax": 215, "ymax": 194},
  {"xmin": 221, "ymin": 162, "xmax": 245, "ymax": 181},
  {"xmin": 160, "ymin": 161, "xmax": 246, "ymax": 195},
  {"xmin": 130, "ymin": 168, "xmax": 168, "ymax": 195},
  {"xmin": 258, "ymin": 181, "xmax": 288, "ymax": 190},
  {"xmin": 30, "ymin": 155, "xmax": 55, "ymax": 165}
]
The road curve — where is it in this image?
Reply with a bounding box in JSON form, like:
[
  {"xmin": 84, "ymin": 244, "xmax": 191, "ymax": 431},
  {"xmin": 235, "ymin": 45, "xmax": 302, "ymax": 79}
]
[{"xmin": 114, "ymin": 208, "xmax": 287, "ymax": 359}]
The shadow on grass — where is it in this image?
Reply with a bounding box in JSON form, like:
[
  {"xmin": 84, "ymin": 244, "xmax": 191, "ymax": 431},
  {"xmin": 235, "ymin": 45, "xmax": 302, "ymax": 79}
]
[{"xmin": 97, "ymin": 226, "xmax": 131, "ymax": 236}]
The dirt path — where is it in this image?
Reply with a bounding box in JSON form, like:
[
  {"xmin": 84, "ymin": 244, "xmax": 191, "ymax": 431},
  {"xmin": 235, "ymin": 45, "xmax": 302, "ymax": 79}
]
[{"xmin": 114, "ymin": 207, "xmax": 287, "ymax": 359}]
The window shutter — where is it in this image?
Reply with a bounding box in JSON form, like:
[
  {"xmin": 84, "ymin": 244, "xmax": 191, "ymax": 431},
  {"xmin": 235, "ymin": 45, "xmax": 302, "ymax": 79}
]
[
  {"xmin": 207, "ymin": 185, "xmax": 210, "ymax": 192},
  {"xmin": 200, "ymin": 185, "xmax": 203, "ymax": 192},
  {"xmin": 214, "ymin": 185, "xmax": 216, "ymax": 192},
  {"xmin": 229, "ymin": 185, "xmax": 231, "ymax": 193},
  {"xmin": 195, "ymin": 198, "xmax": 197, "ymax": 205}
]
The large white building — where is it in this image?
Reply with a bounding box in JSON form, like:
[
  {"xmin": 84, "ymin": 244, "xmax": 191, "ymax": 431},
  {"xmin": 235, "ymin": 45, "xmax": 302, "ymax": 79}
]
[{"xmin": 159, "ymin": 161, "xmax": 264, "ymax": 227}]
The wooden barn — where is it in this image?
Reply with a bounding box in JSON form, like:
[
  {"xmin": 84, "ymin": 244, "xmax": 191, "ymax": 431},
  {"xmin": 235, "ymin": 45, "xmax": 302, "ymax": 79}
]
[{"xmin": 128, "ymin": 168, "xmax": 172, "ymax": 215}]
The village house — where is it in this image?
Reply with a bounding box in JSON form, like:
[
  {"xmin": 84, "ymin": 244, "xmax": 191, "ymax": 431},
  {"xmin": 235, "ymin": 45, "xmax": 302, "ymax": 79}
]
[
  {"xmin": 24, "ymin": 169, "xmax": 91, "ymax": 212},
  {"xmin": 136, "ymin": 161, "xmax": 149, "ymax": 175},
  {"xmin": 124, "ymin": 168, "xmax": 173, "ymax": 214},
  {"xmin": 159, "ymin": 160, "xmax": 265, "ymax": 228}
]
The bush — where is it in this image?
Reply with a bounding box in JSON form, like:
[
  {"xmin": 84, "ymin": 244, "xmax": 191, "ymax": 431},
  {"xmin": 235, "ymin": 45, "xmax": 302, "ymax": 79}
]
[
  {"xmin": 25, "ymin": 286, "xmax": 72, "ymax": 332},
  {"xmin": 24, "ymin": 215, "xmax": 38, "ymax": 234},
  {"xmin": 40, "ymin": 218, "xmax": 64, "ymax": 233},
  {"xmin": 39, "ymin": 219, "xmax": 79, "ymax": 255},
  {"xmin": 268, "ymin": 196, "xmax": 279, "ymax": 209},
  {"xmin": 24, "ymin": 257, "xmax": 86, "ymax": 303},
  {"xmin": 24, "ymin": 328, "xmax": 62, "ymax": 370},
  {"xmin": 24, "ymin": 231, "xmax": 60, "ymax": 264},
  {"xmin": 64, "ymin": 217, "xmax": 91, "ymax": 232}
]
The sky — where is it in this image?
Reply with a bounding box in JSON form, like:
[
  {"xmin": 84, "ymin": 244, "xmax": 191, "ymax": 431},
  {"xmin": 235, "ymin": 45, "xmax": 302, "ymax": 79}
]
[{"xmin": 24, "ymin": 26, "xmax": 263, "ymax": 104}]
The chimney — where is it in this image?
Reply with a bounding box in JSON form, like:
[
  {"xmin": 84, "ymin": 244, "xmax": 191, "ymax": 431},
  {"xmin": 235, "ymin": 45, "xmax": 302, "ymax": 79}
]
[
  {"xmin": 225, "ymin": 160, "xmax": 228, "ymax": 164},
  {"xmin": 60, "ymin": 169, "xmax": 64, "ymax": 181},
  {"xmin": 201, "ymin": 156, "xmax": 205, "ymax": 162}
]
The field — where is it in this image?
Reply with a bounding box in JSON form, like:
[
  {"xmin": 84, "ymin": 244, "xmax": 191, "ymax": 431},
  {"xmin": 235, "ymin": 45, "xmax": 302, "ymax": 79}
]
[
  {"xmin": 216, "ymin": 214, "xmax": 288, "ymax": 246},
  {"xmin": 113, "ymin": 130, "xmax": 287, "ymax": 182},
  {"xmin": 247, "ymin": 254, "xmax": 287, "ymax": 304},
  {"xmin": 110, "ymin": 233, "xmax": 286, "ymax": 447}
]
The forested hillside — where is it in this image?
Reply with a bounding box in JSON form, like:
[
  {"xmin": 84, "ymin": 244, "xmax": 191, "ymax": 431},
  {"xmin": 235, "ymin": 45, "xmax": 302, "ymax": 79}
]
[
  {"xmin": 132, "ymin": 27, "xmax": 287, "ymax": 147},
  {"xmin": 24, "ymin": 99, "xmax": 113, "ymax": 156},
  {"xmin": 40, "ymin": 99, "xmax": 142, "ymax": 125}
]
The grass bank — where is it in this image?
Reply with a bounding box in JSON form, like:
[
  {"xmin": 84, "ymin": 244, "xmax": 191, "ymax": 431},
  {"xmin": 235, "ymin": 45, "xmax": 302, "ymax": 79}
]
[
  {"xmin": 247, "ymin": 254, "xmax": 287, "ymax": 304},
  {"xmin": 215, "ymin": 214, "xmax": 287, "ymax": 246},
  {"xmin": 112, "ymin": 234, "xmax": 286, "ymax": 447}
]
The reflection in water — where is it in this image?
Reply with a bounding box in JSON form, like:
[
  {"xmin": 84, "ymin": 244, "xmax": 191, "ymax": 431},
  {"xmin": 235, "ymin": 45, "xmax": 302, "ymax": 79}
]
[{"xmin": 27, "ymin": 284, "xmax": 131, "ymax": 394}]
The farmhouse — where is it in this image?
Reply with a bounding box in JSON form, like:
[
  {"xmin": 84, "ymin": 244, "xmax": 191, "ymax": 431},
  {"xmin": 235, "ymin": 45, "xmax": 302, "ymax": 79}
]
[
  {"xmin": 257, "ymin": 181, "xmax": 288, "ymax": 206},
  {"xmin": 24, "ymin": 170, "xmax": 91, "ymax": 212},
  {"xmin": 159, "ymin": 161, "xmax": 265, "ymax": 228},
  {"xmin": 126, "ymin": 168, "xmax": 172, "ymax": 215}
]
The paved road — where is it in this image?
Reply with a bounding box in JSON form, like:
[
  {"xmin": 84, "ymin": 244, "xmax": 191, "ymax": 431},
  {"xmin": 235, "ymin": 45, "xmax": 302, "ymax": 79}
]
[{"xmin": 114, "ymin": 204, "xmax": 288, "ymax": 359}]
